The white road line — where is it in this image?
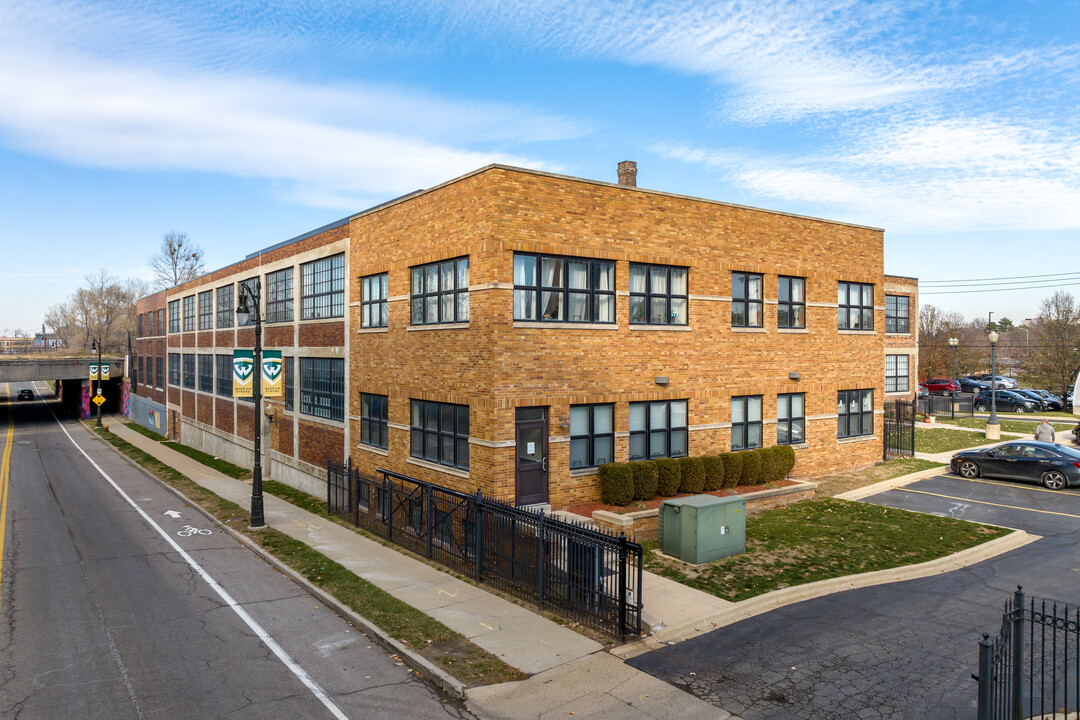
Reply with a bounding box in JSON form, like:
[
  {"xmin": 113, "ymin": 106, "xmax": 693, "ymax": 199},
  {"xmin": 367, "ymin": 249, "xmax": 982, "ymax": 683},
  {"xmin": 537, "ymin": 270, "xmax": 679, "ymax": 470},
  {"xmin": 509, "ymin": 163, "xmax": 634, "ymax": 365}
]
[{"xmin": 45, "ymin": 405, "xmax": 350, "ymax": 720}]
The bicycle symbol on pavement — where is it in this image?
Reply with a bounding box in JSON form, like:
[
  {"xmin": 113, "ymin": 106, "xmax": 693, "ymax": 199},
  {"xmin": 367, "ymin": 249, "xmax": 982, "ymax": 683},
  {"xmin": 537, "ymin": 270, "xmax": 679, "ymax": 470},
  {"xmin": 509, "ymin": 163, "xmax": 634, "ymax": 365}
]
[{"xmin": 177, "ymin": 525, "xmax": 212, "ymax": 537}]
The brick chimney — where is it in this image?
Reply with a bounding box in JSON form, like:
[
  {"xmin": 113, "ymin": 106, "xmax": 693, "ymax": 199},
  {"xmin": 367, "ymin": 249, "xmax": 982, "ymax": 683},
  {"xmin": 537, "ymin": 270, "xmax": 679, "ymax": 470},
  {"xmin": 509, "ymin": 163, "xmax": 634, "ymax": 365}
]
[{"xmin": 617, "ymin": 160, "xmax": 637, "ymax": 187}]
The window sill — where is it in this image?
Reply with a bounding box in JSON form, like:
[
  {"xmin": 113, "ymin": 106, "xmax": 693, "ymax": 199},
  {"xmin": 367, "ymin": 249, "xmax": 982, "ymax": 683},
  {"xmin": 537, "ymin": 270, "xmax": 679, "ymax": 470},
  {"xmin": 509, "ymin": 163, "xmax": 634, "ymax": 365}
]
[
  {"xmin": 885, "ymin": 391, "xmax": 912, "ymax": 397},
  {"xmin": 837, "ymin": 435, "xmax": 877, "ymax": 444},
  {"xmin": 628, "ymin": 324, "xmax": 692, "ymax": 331},
  {"xmin": 407, "ymin": 323, "xmax": 470, "ymax": 331},
  {"xmin": 837, "ymin": 329, "xmax": 876, "ymax": 335},
  {"xmin": 407, "ymin": 456, "xmax": 470, "ymax": 479},
  {"xmin": 513, "ymin": 321, "xmax": 619, "ymax": 330},
  {"xmin": 781, "ymin": 442, "xmax": 810, "ymax": 450},
  {"xmin": 570, "ymin": 467, "xmax": 600, "ymax": 477},
  {"xmin": 885, "ymin": 332, "xmax": 912, "ymax": 337},
  {"xmin": 356, "ymin": 327, "xmax": 389, "ymax": 334},
  {"xmin": 777, "ymin": 328, "xmax": 809, "ymax": 334},
  {"xmin": 356, "ymin": 443, "xmax": 389, "ymax": 457},
  {"xmin": 731, "ymin": 327, "xmax": 766, "ymax": 333}
]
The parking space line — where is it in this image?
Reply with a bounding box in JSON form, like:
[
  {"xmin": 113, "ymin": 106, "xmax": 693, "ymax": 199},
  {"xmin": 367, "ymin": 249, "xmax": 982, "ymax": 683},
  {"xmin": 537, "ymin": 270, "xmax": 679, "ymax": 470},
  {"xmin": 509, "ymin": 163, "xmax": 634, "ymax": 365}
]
[
  {"xmin": 898, "ymin": 488, "xmax": 1080, "ymax": 519},
  {"xmin": 954, "ymin": 475, "xmax": 1080, "ymax": 496}
]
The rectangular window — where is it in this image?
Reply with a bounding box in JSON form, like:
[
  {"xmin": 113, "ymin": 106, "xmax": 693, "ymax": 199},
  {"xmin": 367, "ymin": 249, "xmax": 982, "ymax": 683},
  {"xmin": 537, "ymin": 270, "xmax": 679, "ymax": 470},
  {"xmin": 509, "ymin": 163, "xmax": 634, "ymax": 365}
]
[
  {"xmin": 215, "ymin": 354, "xmax": 233, "ymax": 397},
  {"xmin": 237, "ymin": 278, "xmax": 258, "ymax": 326},
  {"xmin": 216, "ymin": 285, "xmax": 234, "ymax": 328},
  {"xmin": 168, "ymin": 300, "xmax": 180, "ymax": 334},
  {"xmin": 629, "ymin": 263, "xmax": 688, "ymax": 325},
  {"xmin": 410, "ymin": 257, "xmax": 469, "ymax": 325},
  {"xmin": 777, "ymin": 393, "xmax": 806, "ymax": 445},
  {"xmin": 838, "ymin": 389, "xmax": 874, "ymax": 438},
  {"xmin": 731, "ymin": 272, "xmax": 764, "ymax": 328},
  {"xmin": 283, "ymin": 356, "xmax": 294, "ymax": 411},
  {"xmin": 777, "ymin": 276, "xmax": 806, "ymax": 329},
  {"xmin": 138, "ymin": 314, "xmax": 143, "ymax": 337},
  {"xmin": 885, "ymin": 295, "xmax": 910, "ymax": 333},
  {"xmin": 156, "ymin": 357, "xmax": 164, "ymax": 389},
  {"xmin": 629, "ymin": 399, "xmax": 688, "ymax": 460},
  {"xmin": 361, "ymin": 273, "xmax": 389, "ymax": 328},
  {"xmin": 886, "ymin": 355, "xmax": 910, "ymax": 393},
  {"xmin": 182, "ymin": 353, "xmax": 195, "ymax": 389},
  {"xmin": 300, "ymin": 254, "xmax": 345, "ymax": 320},
  {"xmin": 838, "ymin": 282, "xmax": 874, "ymax": 330},
  {"xmin": 513, "ymin": 254, "xmax": 615, "ymax": 323},
  {"xmin": 299, "ymin": 357, "xmax": 344, "ymax": 421},
  {"xmin": 197, "ymin": 354, "xmax": 213, "ymax": 393},
  {"xmin": 197, "ymin": 291, "xmax": 213, "ymax": 330},
  {"xmin": 569, "ymin": 404, "xmax": 614, "ymax": 469},
  {"xmin": 361, "ymin": 393, "xmax": 389, "ymax": 449},
  {"xmin": 137, "ymin": 356, "xmax": 144, "ymax": 386},
  {"xmin": 410, "ymin": 400, "xmax": 469, "ymax": 470},
  {"xmin": 168, "ymin": 353, "xmax": 180, "ymax": 386},
  {"xmin": 157, "ymin": 309, "xmax": 163, "ymax": 336},
  {"xmin": 182, "ymin": 295, "xmax": 196, "ymax": 332},
  {"xmin": 731, "ymin": 395, "xmax": 763, "ymax": 451},
  {"xmin": 265, "ymin": 267, "xmax": 294, "ymax": 324}
]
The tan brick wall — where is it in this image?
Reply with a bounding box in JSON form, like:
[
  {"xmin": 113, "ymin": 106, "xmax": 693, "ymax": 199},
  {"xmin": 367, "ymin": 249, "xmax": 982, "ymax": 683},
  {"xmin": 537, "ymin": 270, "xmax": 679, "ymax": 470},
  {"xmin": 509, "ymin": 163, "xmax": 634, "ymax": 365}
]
[
  {"xmin": 298, "ymin": 420, "xmax": 344, "ymax": 467},
  {"xmin": 884, "ymin": 275, "xmax": 919, "ymax": 397}
]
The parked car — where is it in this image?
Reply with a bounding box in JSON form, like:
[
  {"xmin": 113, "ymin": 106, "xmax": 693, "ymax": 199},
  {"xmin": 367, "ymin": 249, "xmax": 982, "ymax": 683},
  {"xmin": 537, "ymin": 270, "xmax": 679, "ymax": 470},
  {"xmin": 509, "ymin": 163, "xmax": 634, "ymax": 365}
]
[
  {"xmin": 972, "ymin": 389, "xmax": 1044, "ymax": 413},
  {"xmin": 957, "ymin": 378, "xmax": 991, "ymax": 394},
  {"xmin": 923, "ymin": 378, "xmax": 961, "ymax": 396},
  {"xmin": 17, "ymin": 389, "xmax": 33, "ymax": 401},
  {"xmin": 973, "ymin": 374, "xmax": 1018, "ymax": 389},
  {"xmin": 951, "ymin": 441, "xmax": 1080, "ymax": 490},
  {"xmin": 917, "ymin": 385, "xmax": 929, "ymax": 399},
  {"xmin": 1018, "ymin": 389, "xmax": 1063, "ymax": 410}
]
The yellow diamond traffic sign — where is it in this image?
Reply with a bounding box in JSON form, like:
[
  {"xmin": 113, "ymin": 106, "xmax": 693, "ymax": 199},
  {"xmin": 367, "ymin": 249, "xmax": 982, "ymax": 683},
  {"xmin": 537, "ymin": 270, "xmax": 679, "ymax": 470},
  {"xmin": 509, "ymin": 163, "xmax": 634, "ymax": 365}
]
[{"xmin": 92, "ymin": 395, "xmax": 106, "ymax": 406}]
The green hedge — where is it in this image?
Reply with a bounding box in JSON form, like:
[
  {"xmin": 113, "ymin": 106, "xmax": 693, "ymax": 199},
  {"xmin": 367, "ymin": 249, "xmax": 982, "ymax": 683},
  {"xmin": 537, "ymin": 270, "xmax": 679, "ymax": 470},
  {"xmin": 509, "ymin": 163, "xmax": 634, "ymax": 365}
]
[
  {"xmin": 655, "ymin": 458, "xmax": 682, "ymax": 496},
  {"xmin": 598, "ymin": 463, "xmax": 635, "ymax": 506},
  {"xmin": 721, "ymin": 452, "xmax": 744, "ymax": 488},
  {"xmin": 742, "ymin": 449, "xmax": 763, "ymax": 485},
  {"xmin": 678, "ymin": 457, "xmax": 705, "ymax": 494},
  {"xmin": 701, "ymin": 455, "xmax": 725, "ymax": 491},
  {"xmin": 631, "ymin": 461, "xmax": 658, "ymax": 501}
]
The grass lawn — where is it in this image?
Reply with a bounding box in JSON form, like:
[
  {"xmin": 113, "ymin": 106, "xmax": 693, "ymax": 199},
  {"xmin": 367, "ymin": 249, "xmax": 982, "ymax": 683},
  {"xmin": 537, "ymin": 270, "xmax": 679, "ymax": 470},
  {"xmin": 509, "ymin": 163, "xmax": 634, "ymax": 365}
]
[
  {"xmin": 120, "ymin": 420, "xmax": 251, "ymax": 479},
  {"xmin": 643, "ymin": 497, "xmax": 1010, "ymax": 603},
  {"xmin": 812, "ymin": 457, "xmax": 944, "ymax": 497},
  {"xmin": 915, "ymin": 427, "xmax": 999, "ymax": 454},
  {"xmin": 942, "ymin": 417, "xmax": 1076, "ymax": 436}
]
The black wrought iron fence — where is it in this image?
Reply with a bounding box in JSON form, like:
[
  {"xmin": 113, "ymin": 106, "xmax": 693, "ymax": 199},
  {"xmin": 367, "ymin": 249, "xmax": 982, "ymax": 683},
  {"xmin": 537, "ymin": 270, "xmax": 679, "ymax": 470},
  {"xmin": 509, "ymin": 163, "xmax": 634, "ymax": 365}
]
[
  {"xmin": 884, "ymin": 399, "xmax": 915, "ymax": 460},
  {"xmin": 918, "ymin": 393, "xmax": 976, "ymax": 419},
  {"xmin": 327, "ymin": 460, "xmax": 644, "ymax": 639},
  {"xmin": 976, "ymin": 586, "xmax": 1080, "ymax": 720}
]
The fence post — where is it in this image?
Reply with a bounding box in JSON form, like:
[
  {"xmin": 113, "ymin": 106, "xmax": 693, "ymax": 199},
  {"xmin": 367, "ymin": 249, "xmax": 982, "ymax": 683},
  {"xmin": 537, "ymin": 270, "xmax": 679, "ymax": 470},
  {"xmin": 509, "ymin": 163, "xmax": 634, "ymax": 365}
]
[
  {"xmin": 425, "ymin": 484, "xmax": 433, "ymax": 559},
  {"xmin": 351, "ymin": 462, "xmax": 359, "ymax": 526},
  {"xmin": 618, "ymin": 532, "xmax": 629, "ymax": 638},
  {"xmin": 538, "ymin": 510, "xmax": 546, "ymax": 608},
  {"xmin": 1011, "ymin": 585, "xmax": 1025, "ymax": 720},
  {"xmin": 326, "ymin": 458, "xmax": 332, "ymax": 515},
  {"xmin": 385, "ymin": 474, "xmax": 393, "ymax": 543},
  {"xmin": 977, "ymin": 632, "xmax": 992, "ymax": 720},
  {"xmin": 474, "ymin": 491, "xmax": 484, "ymax": 583}
]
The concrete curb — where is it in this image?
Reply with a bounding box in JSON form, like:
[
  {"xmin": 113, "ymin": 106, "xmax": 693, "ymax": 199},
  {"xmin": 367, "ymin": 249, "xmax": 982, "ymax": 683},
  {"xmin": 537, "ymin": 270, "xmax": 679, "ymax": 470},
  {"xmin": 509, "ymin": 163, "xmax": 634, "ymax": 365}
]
[{"xmin": 834, "ymin": 465, "xmax": 948, "ymax": 500}]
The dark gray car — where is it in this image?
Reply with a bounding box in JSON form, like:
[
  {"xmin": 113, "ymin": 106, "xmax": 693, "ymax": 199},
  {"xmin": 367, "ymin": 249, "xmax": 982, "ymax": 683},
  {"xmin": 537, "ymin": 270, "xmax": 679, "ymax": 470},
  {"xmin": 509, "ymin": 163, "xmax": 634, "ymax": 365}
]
[{"xmin": 951, "ymin": 441, "xmax": 1080, "ymax": 490}]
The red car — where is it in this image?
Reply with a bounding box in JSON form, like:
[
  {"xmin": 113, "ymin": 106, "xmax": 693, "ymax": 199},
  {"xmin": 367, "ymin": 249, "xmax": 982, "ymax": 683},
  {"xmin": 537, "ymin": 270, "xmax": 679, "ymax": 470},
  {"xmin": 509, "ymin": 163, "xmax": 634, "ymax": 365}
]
[{"xmin": 923, "ymin": 378, "xmax": 960, "ymax": 396}]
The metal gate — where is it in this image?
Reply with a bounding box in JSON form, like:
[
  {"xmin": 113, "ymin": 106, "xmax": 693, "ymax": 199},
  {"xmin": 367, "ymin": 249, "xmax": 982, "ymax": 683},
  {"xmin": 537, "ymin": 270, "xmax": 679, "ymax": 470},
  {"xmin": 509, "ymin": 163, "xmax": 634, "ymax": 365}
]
[{"xmin": 883, "ymin": 399, "xmax": 915, "ymax": 460}]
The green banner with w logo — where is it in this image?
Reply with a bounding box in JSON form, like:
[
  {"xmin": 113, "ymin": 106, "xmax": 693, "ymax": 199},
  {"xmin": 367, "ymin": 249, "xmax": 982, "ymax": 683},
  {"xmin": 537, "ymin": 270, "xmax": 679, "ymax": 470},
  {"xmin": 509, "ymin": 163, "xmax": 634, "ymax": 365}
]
[
  {"xmin": 262, "ymin": 351, "xmax": 282, "ymax": 397},
  {"xmin": 232, "ymin": 350, "xmax": 254, "ymax": 397}
]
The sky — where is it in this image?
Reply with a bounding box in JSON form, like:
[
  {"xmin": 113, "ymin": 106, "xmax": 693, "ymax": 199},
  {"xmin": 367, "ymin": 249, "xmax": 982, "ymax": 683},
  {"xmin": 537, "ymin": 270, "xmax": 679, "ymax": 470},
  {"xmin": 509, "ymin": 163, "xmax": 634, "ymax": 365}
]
[{"xmin": 1, "ymin": 0, "xmax": 1078, "ymax": 335}]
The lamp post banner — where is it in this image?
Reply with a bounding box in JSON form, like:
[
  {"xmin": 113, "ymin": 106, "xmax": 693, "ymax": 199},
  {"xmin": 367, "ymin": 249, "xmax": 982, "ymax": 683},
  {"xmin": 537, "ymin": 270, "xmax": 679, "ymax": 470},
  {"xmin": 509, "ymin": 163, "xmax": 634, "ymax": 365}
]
[
  {"xmin": 101, "ymin": 362, "xmax": 110, "ymax": 380},
  {"xmin": 233, "ymin": 350, "xmax": 254, "ymax": 397},
  {"xmin": 89, "ymin": 363, "xmax": 98, "ymax": 381},
  {"xmin": 261, "ymin": 351, "xmax": 282, "ymax": 397}
]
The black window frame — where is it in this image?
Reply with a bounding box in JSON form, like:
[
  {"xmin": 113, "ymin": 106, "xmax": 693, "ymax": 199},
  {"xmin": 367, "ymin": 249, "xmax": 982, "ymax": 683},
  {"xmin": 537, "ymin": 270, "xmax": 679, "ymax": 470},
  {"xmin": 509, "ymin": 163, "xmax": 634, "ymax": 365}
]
[
  {"xmin": 195, "ymin": 354, "xmax": 212, "ymax": 393},
  {"xmin": 138, "ymin": 314, "xmax": 143, "ymax": 337},
  {"xmin": 157, "ymin": 309, "xmax": 164, "ymax": 336},
  {"xmin": 777, "ymin": 392, "xmax": 806, "ymax": 445},
  {"xmin": 299, "ymin": 357, "xmax": 344, "ymax": 422},
  {"xmin": 182, "ymin": 295, "xmax": 196, "ymax": 332},
  {"xmin": 410, "ymin": 257, "xmax": 469, "ymax": 325},
  {"xmin": 838, "ymin": 282, "xmax": 875, "ymax": 330},
  {"xmin": 838, "ymin": 389, "xmax": 874, "ymax": 438},
  {"xmin": 360, "ymin": 393, "xmax": 389, "ymax": 449},
  {"xmin": 361, "ymin": 273, "xmax": 389, "ymax": 329},
  {"xmin": 155, "ymin": 356, "xmax": 164, "ymax": 389},
  {"xmin": 777, "ymin": 276, "xmax": 806, "ymax": 329},
  {"xmin": 628, "ymin": 399, "xmax": 688, "ymax": 461},
  {"xmin": 886, "ymin": 354, "xmax": 910, "ymax": 393},
  {"xmin": 410, "ymin": 400, "xmax": 469, "ymax": 470},
  {"xmin": 182, "ymin": 353, "xmax": 195, "ymax": 390},
  {"xmin": 197, "ymin": 291, "xmax": 213, "ymax": 331},
  {"xmin": 300, "ymin": 254, "xmax": 345, "ymax": 321},
  {"xmin": 216, "ymin": 285, "xmax": 234, "ymax": 328},
  {"xmin": 628, "ymin": 262, "xmax": 688, "ymax": 326},
  {"xmin": 215, "ymin": 354, "xmax": 233, "ymax": 397},
  {"xmin": 265, "ymin": 267, "xmax": 294, "ymax": 324},
  {"xmin": 168, "ymin": 353, "xmax": 180, "ymax": 386},
  {"xmin": 137, "ymin": 356, "xmax": 144, "ymax": 387},
  {"xmin": 731, "ymin": 395, "xmax": 764, "ymax": 451},
  {"xmin": 569, "ymin": 403, "xmax": 614, "ymax": 469},
  {"xmin": 885, "ymin": 295, "xmax": 910, "ymax": 334},
  {"xmin": 283, "ymin": 356, "xmax": 294, "ymax": 411},
  {"xmin": 513, "ymin": 253, "xmax": 615, "ymax": 324},
  {"xmin": 168, "ymin": 300, "xmax": 180, "ymax": 334},
  {"xmin": 731, "ymin": 272, "xmax": 764, "ymax": 328}
]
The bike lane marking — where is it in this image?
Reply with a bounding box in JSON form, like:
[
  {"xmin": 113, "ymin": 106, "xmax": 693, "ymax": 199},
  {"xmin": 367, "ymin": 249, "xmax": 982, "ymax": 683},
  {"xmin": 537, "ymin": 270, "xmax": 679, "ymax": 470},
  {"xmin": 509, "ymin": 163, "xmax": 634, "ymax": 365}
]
[{"xmin": 46, "ymin": 404, "xmax": 350, "ymax": 720}]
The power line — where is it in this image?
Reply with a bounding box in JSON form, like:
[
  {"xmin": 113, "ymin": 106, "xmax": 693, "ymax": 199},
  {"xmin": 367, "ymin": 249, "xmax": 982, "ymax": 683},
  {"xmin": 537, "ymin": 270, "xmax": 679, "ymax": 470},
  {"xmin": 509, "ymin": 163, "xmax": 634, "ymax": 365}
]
[
  {"xmin": 921, "ymin": 281, "xmax": 1080, "ymax": 295},
  {"xmin": 920, "ymin": 270, "xmax": 1080, "ymax": 286}
]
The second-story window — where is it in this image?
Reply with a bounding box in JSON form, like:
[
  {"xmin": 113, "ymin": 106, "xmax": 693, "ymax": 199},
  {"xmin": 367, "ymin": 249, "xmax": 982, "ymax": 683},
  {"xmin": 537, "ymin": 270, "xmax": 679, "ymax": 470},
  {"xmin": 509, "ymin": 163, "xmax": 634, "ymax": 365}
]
[
  {"xmin": 411, "ymin": 257, "xmax": 469, "ymax": 325},
  {"xmin": 198, "ymin": 291, "xmax": 213, "ymax": 330},
  {"xmin": 778, "ymin": 276, "xmax": 806, "ymax": 329},
  {"xmin": 216, "ymin": 285, "xmax": 234, "ymax": 328},
  {"xmin": 157, "ymin": 309, "xmax": 164, "ymax": 335},
  {"xmin": 731, "ymin": 272, "xmax": 763, "ymax": 328},
  {"xmin": 629, "ymin": 263, "xmax": 688, "ymax": 325},
  {"xmin": 168, "ymin": 300, "xmax": 180, "ymax": 334},
  {"xmin": 361, "ymin": 273, "xmax": 389, "ymax": 328},
  {"xmin": 138, "ymin": 314, "xmax": 143, "ymax": 337},
  {"xmin": 513, "ymin": 254, "xmax": 615, "ymax": 323},
  {"xmin": 300, "ymin": 254, "xmax": 345, "ymax": 320},
  {"xmin": 182, "ymin": 295, "xmax": 196, "ymax": 332},
  {"xmin": 886, "ymin": 295, "xmax": 910, "ymax": 333},
  {"xmin": 838, "ymin": 282, "xmax": 874, "ymax": 330},
  {"xmin": 266, "ymin": 267, "xmax": 294, "ymax": 323},
  {"xmin": 238, "ymin": 278, "xmax": 258, "ymax": 326}
]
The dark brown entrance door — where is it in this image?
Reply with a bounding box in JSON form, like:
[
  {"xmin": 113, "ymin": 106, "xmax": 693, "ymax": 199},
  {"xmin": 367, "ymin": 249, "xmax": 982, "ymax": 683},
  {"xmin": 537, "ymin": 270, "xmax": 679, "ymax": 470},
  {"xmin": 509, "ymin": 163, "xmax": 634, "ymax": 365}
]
[{"xmin": 515, "ymin": 407, "xmax": 548, "ymax": 506}]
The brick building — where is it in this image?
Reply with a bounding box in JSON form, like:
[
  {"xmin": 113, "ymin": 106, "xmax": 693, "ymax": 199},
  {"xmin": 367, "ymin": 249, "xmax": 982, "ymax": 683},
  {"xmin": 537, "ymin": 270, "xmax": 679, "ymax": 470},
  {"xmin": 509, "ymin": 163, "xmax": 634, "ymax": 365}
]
[{"xmin": 883, "ymin": 275, "xmax": 919, "ymax": 398}]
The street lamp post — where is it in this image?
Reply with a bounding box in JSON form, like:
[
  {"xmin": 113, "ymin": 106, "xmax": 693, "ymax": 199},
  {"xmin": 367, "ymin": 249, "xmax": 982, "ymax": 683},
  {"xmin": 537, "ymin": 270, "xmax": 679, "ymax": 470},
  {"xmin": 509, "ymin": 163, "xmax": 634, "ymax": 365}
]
[
  {"xmin": 236, "ymin": 280, "xmax": 265, "ymax": 529},
  {"xmin": 986, "ymin": 330, "xmax": 1000, "ymax": 439},
  {"xmin": 90, "ymin": 337, "xmax": 103, "ymax": 428}
]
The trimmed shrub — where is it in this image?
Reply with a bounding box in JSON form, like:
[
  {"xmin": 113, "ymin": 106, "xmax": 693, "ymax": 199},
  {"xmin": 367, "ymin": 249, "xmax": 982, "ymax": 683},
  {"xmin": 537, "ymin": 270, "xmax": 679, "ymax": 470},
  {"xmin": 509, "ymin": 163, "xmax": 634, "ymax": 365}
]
[
  {"xmin": 758, "ymin": 447, "xmax": 779, "ymax": 483},
  {"xmin": 741, "ymin": 449, "xmax": 763, "ymax": 486},
  {"xmin": 678, "ymin": 456, "xmax": 706, "ymax": 494},
  {"xmin": 655, "ymin": 458, "xmax": 682, "ymax": 496},
  {"xmin": 630, "ymin": 461, "xmax": 658, "ymax": 501},
  {"xmin": 701, "ymin": 455, "xmax": 725, "ymax": 491},
  {"xmin": 720, "ymin": 452, "xmax": 743, "ymax": 488},
  {"xmin": 775, "ymin": 444, "xmax": 796, "ymax": 478},
  {"xmin": 598, "ymin": 462, "xmax": 634, "ymax": 506}
]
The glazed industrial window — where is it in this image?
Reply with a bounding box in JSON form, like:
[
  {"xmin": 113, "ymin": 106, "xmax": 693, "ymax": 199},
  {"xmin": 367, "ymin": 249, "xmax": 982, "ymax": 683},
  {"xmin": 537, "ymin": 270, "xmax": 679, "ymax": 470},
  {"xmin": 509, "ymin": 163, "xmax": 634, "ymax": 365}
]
[
  {"xmin": 182, "ymin": 295, "xmax": 196, "ymax": 332},
  {"xmin": 731, "ymin": 273, "xmax": 764, "ymax": 328},
  {"xmin": 410, "ymin": 400, "xmax": 469, "ymax": 470},
  {"xmin": 777, "ymin": 393, "xmax": 806, "ymax": 445},
  {"xmin": 198, "ymin": 291, "xmax": 213, "ymax": 330},
  {"xmin": 411, "ymin": 257, "xmax": 469, "ymax": 325},
  {"xmin": 838, "ymin": 282, "xmax": 874, "ymax": 330},
  {"xmin": 569, "ymin": 404, "xmax": 614, "ymax": 468},
  {"xmin": 156, "ymin": 357, "xmax": 164, "ymax": 389},
  {"xmin": 513, "ymin": 253, "xmax": 615, "ymax": 323},
  {"xmin": 838, "ymin": 389, "xmax": 874, "ymax": 438},
  {"xmin": 361, "ymin": 273, "xmax": 389, "ymax": 328},
  {"xmin": 137, "ymin": 356, "xmax": 144, "ymax": 387},
  {"xmin": 216, "ymin": 285, "xmax": 234, "ymax": 328},
  {"xmin": 182, "ymin": 354, "xmax": 195, "ymax": 390},
  {"xmin": 629, "ymin": 399, "xmax": 688, "ymax": 460},
  {"xmin": 197, "ymin": 355, "xmax": 213, "ymax": 393},
  {"xmin": 361, "ymin": 393, "xmax": 389, "ymax": 449},
  {"xmin": 885, "ymin": 355, "xmax": 910, "ymax": 393},
  {"xmin": 300, "ymin": 253, "xmax": 345, "ymax": 320},
  {"xmin": 778, "ymin": 276, "xmax": 806, "ymax": 329},
  {"xmin": 168, "ymin": 353, "xmax": 180, "ymax": 386},
  {"xmin": 299, "ymin": 357, "xmax": 344, "ymax": 421},
  {"xmin": 629, "ymin": 263, "xmax": 688, "ymax": 325},
  {"xmin": 886, "ymin": 295, "xmax": 910, "ymax": 333},
  {"xmin": 265, "ymin": 267, "xmax": 294, "ymax": 324},
  {"xmin": 238, "ymin": 278, "xmax": 258, "ymax": 326},
  {"xmin": 731, "ymin": 395, "xmax": 763, "ymax": 451},
  {"xmin": 215, "ymin": 354, "xmax": 232, "ymax": 397},
  {"xmin": 283, "ymin": 356, "xmax": 294, "ymax": 411},
  {"xmin": 168, "ymin": 300, "xmax": 180, "ymax": 334},
  {"xmin": 157, "ymin": 309, "xmax": 164, "ymax": 336}
]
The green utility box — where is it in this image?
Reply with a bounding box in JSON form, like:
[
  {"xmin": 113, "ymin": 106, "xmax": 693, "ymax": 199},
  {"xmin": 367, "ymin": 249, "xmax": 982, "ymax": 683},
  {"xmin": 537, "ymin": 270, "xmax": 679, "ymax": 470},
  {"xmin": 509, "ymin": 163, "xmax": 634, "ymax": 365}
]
[{"xmin": 658, "ymin": 494, "xmax": 746, "ymax": 564}]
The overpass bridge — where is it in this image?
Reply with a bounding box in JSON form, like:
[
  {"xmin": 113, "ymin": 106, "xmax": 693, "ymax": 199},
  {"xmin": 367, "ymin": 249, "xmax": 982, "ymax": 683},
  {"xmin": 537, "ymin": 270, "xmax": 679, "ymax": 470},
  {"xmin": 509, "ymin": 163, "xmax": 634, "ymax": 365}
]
[{"xmin": 0, "ymin": 355, "xmax": 127, "ymax": 417}]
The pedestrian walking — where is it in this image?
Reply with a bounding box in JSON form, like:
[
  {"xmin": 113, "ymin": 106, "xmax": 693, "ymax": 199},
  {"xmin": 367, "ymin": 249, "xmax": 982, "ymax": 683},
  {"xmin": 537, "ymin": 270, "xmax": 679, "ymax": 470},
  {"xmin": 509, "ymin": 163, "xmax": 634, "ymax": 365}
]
[{"xmin": 1034, "ymin": 419, "xmax": 1056, "ymax": 442}]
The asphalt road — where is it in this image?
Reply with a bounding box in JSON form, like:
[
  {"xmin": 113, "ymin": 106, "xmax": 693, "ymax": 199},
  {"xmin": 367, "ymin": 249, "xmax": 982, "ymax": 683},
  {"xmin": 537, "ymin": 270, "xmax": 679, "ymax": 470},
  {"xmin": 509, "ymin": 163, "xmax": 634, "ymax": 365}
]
[
  {"xmin": 0, "ymin": 383, "xmax": 472, "ymax": 720},
  {"xmin": 628, "ymin": 471, "xmax": 1080, "ymax": 720}
]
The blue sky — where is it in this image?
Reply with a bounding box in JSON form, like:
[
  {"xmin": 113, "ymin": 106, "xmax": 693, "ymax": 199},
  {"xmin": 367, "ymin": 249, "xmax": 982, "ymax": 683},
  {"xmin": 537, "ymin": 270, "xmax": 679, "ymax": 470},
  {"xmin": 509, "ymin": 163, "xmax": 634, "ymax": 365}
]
[{"xmin": 1, "ymin": 0, "xmax": 1078, "ymax": 334}]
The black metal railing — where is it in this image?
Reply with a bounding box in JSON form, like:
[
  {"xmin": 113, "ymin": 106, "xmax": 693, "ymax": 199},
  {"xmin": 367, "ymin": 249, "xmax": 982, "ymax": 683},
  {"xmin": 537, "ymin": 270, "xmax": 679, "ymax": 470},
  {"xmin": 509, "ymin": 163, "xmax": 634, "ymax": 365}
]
[
  {"xmin": 327, "ymin": 460, "xmax": 644, "ymax": 638},
  {"xmin": 884, "ymin": 399, "xmax": 915, "ymax": 460},
  {"xmin": 976, "ymin": 586, "xmax": 1080, "ymax": 720},
  {"xmin": 918, "ymin": 393, "xmax": 976, "ymax": 419}
]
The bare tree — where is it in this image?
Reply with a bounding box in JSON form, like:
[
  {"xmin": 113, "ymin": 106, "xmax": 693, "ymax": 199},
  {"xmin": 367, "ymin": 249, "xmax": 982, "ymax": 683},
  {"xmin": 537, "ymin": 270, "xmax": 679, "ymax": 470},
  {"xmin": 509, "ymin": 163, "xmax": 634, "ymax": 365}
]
[
  {"xmin": 918, "ymin": 305, "xmax": 968, "ymax": 380},
  {"xmin": 1026, "ymin": 291, "xmax": 1080, "ymax": 400},
  {"xmin": 44, "ymin": 270, "xmax": 145, "ymax": 353},
  {"xmin": 149, "ymin": 231, "xmax": 205, "ymax": 290}
]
